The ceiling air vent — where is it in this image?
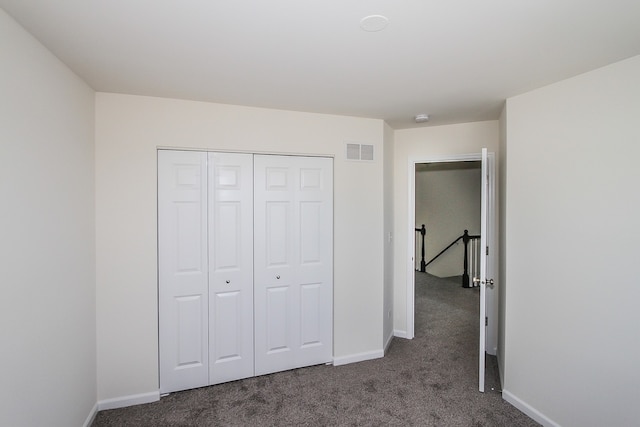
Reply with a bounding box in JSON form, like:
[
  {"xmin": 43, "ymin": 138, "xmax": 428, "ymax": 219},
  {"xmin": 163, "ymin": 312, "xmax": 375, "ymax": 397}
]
[{"xmin": 345, "ymin": 143, "xmax": 374, "ymax": 161}]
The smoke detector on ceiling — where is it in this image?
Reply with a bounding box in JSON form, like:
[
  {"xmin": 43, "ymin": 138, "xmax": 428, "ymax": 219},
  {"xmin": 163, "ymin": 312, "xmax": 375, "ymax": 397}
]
[
  {"xmin": 360, "ymin": 15, "xmax": 389, "ymax": 32},
  {"xmin": 415, "ymin": 114, "xmax": 429, "ymax": 123}
]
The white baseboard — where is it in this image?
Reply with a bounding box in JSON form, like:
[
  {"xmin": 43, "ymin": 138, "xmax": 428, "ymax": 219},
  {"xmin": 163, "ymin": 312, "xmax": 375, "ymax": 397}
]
[
  {"xmin": 333, "ymin": 349, "xmax": 384, "ymax": 366},
  {"xmin": 502, "ymin": 389, "xmax": 560, "ymax": 427},
  {"xmin": 384, "ymin": 332, "xmax": 394, "ymax": 354},
  {"xmin": 393, "ymin": 329, "xmax": 409, "ymax": 339},
  {"xmin": 83, "ymin": 402, "xmax": 98, "ymax": 427},
  {"xmin": 98, "ymin": 390, "xmax": 160, "ymax": 411}
]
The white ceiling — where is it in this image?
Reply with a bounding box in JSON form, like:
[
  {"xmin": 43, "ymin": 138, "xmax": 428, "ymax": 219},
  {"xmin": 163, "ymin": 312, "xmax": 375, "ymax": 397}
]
[{"xmin": 2, "ymin": 1, "xmax": 639, "ymax": 129}]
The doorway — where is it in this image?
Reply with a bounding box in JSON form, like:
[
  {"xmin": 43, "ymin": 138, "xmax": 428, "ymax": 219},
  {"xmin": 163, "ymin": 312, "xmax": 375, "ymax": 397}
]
[
  {"xmin": 414, "ymin": 161, "xmax": 481, "ymax": 283},
  {"xmin": 406, "ymin": 152, "xmax": 497, "ymax": 390}
]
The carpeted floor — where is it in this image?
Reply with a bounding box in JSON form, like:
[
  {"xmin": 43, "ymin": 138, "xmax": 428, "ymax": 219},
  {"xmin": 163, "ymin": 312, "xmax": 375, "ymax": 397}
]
[{"xmin": 92, "ymin": 273, "xmax": 538, "ymax": 426}]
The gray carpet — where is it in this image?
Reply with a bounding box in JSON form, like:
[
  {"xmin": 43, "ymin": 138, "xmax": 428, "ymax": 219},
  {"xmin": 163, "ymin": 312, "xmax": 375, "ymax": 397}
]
[{"xmin": 92, "ymin": 273, "xmax": 538, "ymax": 426}]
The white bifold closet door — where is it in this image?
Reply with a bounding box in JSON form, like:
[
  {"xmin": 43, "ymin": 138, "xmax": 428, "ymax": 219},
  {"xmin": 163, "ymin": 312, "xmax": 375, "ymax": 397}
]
[
  {"xmin": 253, "ymin": 155, "xmax": 333, "ymax": 376},
  {"xmin": 207, "ymin": 152, "xmax": 254, "ymax": 385},
  {"xmin": 158, "ymin": 150, "xmax": 254, "ymax": 394},
  {"xmin": 158, "ymin": 150, "xmax": 332, "ymax": 394},
  {"xmin": 158, "ymin": 150, "xmax": 209, "ymax": 393}
]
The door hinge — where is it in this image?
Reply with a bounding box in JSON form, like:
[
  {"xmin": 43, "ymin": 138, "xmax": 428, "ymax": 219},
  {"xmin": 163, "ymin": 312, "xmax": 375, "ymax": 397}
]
[
  {"xmin": 486, "ymin": 246, "xmax": 489, "ymax": 256},
  {"xmin": 485, "ymin": 316, "xmax": 488, "ymax": 326}
]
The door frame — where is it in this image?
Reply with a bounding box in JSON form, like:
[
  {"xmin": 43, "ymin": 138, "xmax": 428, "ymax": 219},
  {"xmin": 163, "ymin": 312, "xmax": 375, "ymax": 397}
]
[{"xmin": 406, "ymin": 152, "xmax": 497, "ymax": 354}]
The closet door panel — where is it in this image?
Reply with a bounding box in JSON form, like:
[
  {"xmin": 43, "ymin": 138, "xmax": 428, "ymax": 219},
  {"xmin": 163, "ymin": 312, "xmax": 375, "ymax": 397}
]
[
  {"xmin": 265, "ymin": 201, "xmax": 291, "ymax": 267},
  {"xmin": 208, "ymin": 152, "xmax": 254, "ymax": 384},
  {"xmin": 295, "ymin": 157, "xmax": 333, "ymax": 366},
  {"xmin": 158, "ymin": 150, "xmax": 209, "ymax": 393},
  {"xmin": 254, "ymin": 155, "xmax": 333, "ymax": 376},
  {"xmin": 265, "ymin": 286, "xmax": 292, "ymax": 353},
  {"xmin": 300, "ymin": 282, "xmax": 322, "ymax": 347},
  {"xmin": 210, "ymin": 290, "xmax": 243, "ymax": 361},
  {"xmin": 300, "ymin": 202, "xmax": 322, "ymax": 263},
  {"xmin": 254, "ymin": 159, "xmax": 296, "ymax": 374}
]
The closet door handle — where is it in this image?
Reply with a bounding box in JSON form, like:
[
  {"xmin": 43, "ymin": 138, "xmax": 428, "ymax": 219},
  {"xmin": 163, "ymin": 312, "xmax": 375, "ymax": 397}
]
[
  {"xmin": 225, "ymin": 280, "xmax": 230, "ymax": 284},
  {"xmin": 276, "ymin": 275, "xmax": 280, "ymax": 280}
]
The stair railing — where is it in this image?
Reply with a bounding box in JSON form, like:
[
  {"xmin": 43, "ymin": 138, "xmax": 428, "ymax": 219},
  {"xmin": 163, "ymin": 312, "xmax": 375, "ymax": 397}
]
[{"xmin": 422, "ymin": 229, "xmax": 480, "ymax": 288}]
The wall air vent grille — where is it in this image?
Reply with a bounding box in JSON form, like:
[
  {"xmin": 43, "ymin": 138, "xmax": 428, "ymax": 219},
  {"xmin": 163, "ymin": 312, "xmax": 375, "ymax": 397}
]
[
  {"xmin": 346, "ymin": 143, "xmax": 361, "ymax": 160},
  {"xmin": 360, "ymin": 144, "xmax": 374, "ymax": 161},
  {"xmin": 345, "ymin": 143, "xmax": 374, "ymax": 161}
]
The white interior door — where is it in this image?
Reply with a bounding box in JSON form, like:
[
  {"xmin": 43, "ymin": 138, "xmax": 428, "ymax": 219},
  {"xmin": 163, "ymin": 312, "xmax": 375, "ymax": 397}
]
[
  {"xmin": 478, "ymin": 147, "xmax": 490, "ymax": 392},
  {"xmin": 158, "ymin": 150, "xmax": 209, "ymax": 394},
  {"xmin": 253, "ymin": 155, "xmax": 333, "ymax": 376},
  {"xmin": 208, "ymin": 152, "xmax": 254, "ymax": 384}
]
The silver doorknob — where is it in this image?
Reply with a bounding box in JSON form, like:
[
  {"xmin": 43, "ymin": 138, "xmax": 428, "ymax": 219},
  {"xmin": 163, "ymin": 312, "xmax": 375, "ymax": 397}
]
[{"xmin": 472, "ymin": 277, "xmax": 495, "ymax": 288}]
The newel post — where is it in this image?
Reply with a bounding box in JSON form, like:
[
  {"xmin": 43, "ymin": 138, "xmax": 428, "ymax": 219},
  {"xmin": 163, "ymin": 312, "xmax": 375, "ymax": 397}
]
[
  {"xmin": 462, "ymin": 230, "xmax": 470, "ymax": 288},
  {"xmin": 419, "ymin": 224, "xmax": 426, "ymax": 272}
]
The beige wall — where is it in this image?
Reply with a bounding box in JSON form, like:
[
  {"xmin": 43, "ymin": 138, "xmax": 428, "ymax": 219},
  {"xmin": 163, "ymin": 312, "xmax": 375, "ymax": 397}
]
[
  {"xmin": 392, "ymin": 121, "xmax": 499, "ymax": 336},
  {"xmin": 503, "ymin": 55, "xmax": 640, "ymax": 426},
  {"xmin": 0, "ymin": 9, "xmax": 96, "ymax": 427},
  {"xmin": 415, "ymin": 166, "xmax": 481, "ymax": 277},
  {"xmin": 95, "ymin": 93, "xmax": 385, "ymax": 400}
]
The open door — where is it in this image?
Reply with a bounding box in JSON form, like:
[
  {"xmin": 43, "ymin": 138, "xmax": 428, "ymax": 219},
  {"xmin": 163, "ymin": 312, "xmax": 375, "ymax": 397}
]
[
  {"xmin": 408, "ymin": 151, "xmax": 496, "ymax": 393},
  {"xmin": 477, "ymin": 147, "xmax": 493, "ymax": 392}
]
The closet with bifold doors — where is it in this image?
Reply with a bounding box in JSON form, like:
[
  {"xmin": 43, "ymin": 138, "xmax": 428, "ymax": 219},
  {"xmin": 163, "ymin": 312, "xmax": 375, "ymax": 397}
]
[{"xmin": 158, "ymin": 150, "xmax": 333, "ymax": 394}]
